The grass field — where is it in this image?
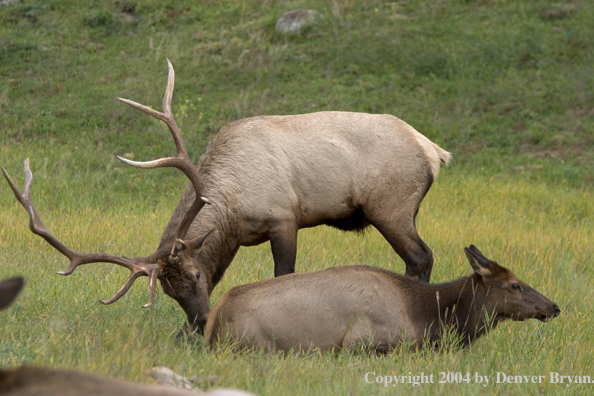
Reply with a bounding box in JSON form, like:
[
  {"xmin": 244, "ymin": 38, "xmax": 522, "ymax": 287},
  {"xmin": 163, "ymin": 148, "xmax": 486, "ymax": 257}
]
[{"xmin": 1, "ymin": 0, "xmax": 593, "ymax": 395}]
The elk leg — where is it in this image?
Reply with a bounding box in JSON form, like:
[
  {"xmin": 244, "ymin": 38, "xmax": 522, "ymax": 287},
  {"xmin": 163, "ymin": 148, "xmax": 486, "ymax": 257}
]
[
  {"xmin": 366, "ymin": 212, "xmax": 433, "ymax": 282},
  {"xmin": 341, "ymin": 321, "xmax": 393, "ymax": 354},
  {"xmin": 270, "ymin": 224, "xmax": 298, "ymax": 277}
]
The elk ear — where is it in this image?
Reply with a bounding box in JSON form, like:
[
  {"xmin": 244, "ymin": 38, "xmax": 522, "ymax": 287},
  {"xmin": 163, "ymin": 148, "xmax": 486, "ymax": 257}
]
[
  {"xmin": 0, "ymin": 277, "xmax": 25, "ymax": 311},
  {"xmin": 464, "ymin": 245, "xmax": 493, "ymax": 277},
  {"xmin": 187, "ymin": 228, "xmax": 216, "ymax": 252}
]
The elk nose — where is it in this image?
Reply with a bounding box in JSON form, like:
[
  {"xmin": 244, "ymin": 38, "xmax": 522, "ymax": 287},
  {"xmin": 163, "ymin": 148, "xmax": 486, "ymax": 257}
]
[{"xmin": 553, "ymin": 304, "xmax": 561, "ymax": 317}]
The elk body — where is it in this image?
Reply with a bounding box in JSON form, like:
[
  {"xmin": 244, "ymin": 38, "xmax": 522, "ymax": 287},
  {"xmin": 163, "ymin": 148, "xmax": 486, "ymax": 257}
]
[
  {"xmin": 0, "ymin": 367, "xmax": 254, "ymax": 396},
  {"xmin": 205, "ymin": 246, "xmax": 560, "ymax": 352},
  {"xmin": 3, "ymin": 60, "xmax": 450, "ymax": 333},
  {"xmin": 0, "ymin": 278, "xmax": 253, "ymax": 396}
]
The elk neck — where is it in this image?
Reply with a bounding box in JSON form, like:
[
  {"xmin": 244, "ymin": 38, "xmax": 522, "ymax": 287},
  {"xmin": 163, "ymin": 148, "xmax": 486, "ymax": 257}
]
[
  {"xmin": 408, "ymin": 273, "xmax": 503, "ymax": 346},
  {"xmin": 192, "ymin": 194, "xmax": 242, "ymax": 291},
  {"xmin": 154, "ymin": 180, "xmax": 242, "ymax": 292}
]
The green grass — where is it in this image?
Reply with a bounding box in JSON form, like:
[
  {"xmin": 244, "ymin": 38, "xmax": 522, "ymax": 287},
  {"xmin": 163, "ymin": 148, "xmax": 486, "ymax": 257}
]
[
  {"xmin": 1, "ymin": 172, "xmax": 593, "ymax": 395},
  {"xmin": 1, "ymin": 0, "xmax": 593, "ymax": 394}
]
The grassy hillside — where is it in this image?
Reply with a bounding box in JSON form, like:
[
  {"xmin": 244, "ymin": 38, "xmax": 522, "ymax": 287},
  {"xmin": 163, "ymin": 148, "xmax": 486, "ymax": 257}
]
[
  {"xmin": 1, "ymin": 0, "xmax": 593, "ymax": 395},
  {"xmin": 1, "ymin": 0, "xmax": 593, "ymax": 187}
]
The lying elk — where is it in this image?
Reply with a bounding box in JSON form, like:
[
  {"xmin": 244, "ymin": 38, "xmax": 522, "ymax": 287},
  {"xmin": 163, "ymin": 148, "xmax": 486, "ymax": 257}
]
[
  {"xmin": 0, "ymin": 277, "xmax": 253, "ymax": 396},
  {"xmin": 3, "ymin": 59, "xmax": 450, "ymax": 334},
  {"xmin": 205, "ymin": 245, "xmax": 560, "ymax": 352},
  {"xmin": 0, "ymin": 366, "xmax": 254, "ymax": 396}
]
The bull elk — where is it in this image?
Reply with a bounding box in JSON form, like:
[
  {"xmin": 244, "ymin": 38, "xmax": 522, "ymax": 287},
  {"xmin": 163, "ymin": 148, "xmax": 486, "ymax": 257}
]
[
  {"xmin": 3, "ymin": 59, "xmax": 450, "ymax": 334},
  {"xmin": 205, "ymin": 246, "xmax": 560, "ymax": 352},
  {"xmin": 0, "ymin": 277, "xmax": 254, "ymax": 396}
]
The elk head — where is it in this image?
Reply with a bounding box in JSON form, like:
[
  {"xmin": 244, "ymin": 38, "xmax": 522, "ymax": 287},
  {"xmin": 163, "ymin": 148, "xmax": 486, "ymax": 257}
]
[
  {"xmin": 464, "ymin": 245, "xmax": 561, "ymax": 323},
  {"xmin": 3, "ymin": 60, "xmax": 213, "ymax": 332}
]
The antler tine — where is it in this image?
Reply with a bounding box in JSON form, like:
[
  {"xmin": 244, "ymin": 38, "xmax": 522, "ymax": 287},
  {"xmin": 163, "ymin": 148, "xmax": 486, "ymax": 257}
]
[
  {"xmin": 2, "ymin": 159, "xmax": 161, "ymax": 307},
  {"xmin": 100, "ymin": 266, "xmax": 159, "ymax": 308},
  {"xmin": 117, "ymin": 60, "xmax": 186, "ymax": 156},
  {"xmin": 116, "ymin": 59, "xmax": 211, "ymax": 244}
]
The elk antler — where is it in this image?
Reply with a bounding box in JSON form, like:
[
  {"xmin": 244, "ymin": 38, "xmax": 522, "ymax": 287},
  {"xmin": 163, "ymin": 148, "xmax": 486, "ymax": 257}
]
[
  {"xmin": 116, "ymin": 58, "xmax": 211, "ymax": 254},
  {"xmin": 2, "ymin": 159, "xmax": 161, "ymax": 307},
  {"xmin": 3, "ymin": 60, "xmax": 210, "ymax": 308}
]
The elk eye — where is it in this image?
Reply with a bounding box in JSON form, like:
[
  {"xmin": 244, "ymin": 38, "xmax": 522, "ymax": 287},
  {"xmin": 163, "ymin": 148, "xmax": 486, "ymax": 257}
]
[{"xmin": 511, "ymin": 283, "xmax": 521, "ymax": 291}]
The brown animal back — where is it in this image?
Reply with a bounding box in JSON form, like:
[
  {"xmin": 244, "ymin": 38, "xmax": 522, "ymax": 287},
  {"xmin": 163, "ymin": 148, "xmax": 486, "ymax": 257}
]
[
  {"xmin": 0, "ymin": 366, "xmax": 199, "ymax": 396},
  {"xmin": 204, "ymin": 265, "xmax": 412, "ymax": 347}
]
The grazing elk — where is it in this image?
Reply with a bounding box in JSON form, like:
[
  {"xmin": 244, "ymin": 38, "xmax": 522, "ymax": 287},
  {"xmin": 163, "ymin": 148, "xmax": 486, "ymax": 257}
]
[
  {"xmin": 3, "ymin": 60, "xmax": 450, "ymax": 334},
  {"xmin": 0, "ymin": 277, "xmax": 254, "ymax": 396},
  {"xmin": 205, "ymin": 246, "xmax": 560, "ymax": 352}
]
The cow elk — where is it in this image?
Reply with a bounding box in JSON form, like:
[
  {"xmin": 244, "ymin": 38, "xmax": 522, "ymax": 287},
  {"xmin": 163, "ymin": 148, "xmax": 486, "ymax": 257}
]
[
  {"xmin": 205, "ymin": 246, "xmax": 560, "ymax": 352},
  {"xmin": 0, "ymin": 277, "xmax": 254, "ymax": 396},
  {"xmin": 0, "ymin": 366, "xmax": 256, "ymax": 396},
  {"xmin": 3, "ymin": 59, "xmax": 450, "ymax": 334}
]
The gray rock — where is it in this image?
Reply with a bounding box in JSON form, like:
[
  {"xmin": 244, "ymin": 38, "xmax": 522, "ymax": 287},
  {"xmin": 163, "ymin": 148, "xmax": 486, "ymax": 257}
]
[
  {"xmin": 145, "ymin": 367, "xmax": 194, "ymax": 390},
  {"xmin": 275, "ymin": 9, "xmax": 324, "ymax": 35}
]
